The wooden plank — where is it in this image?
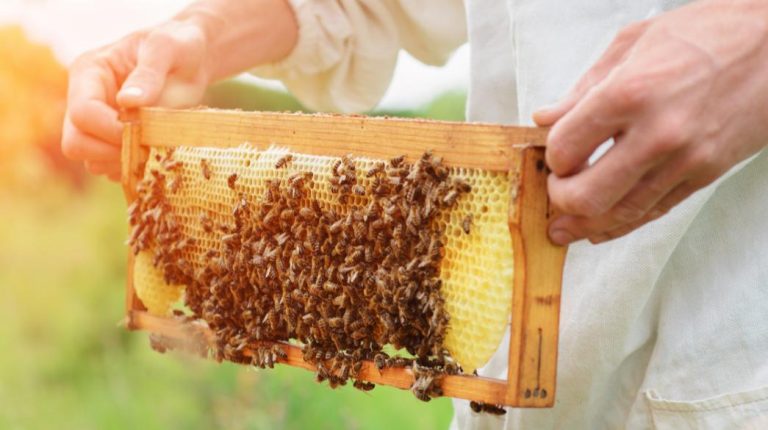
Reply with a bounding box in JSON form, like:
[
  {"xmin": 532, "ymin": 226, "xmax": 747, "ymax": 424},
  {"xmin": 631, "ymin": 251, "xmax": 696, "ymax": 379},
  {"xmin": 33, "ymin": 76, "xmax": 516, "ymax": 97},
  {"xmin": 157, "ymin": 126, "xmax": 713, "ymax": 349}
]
[
  {"xmin": 120, "ymin": 110, "xmax": 147, "ymax": 202},
  {"xmin": 121, "ymin": 111, "xmax": 148, "ymax": 324},
  {"xmin": 130, "ymin": 311, "xmax": 512, "ymax": 405},
  {"xmin": 134, "ymin": 108, "xmax": 547, "ymax": 171},
  {"xmin": 506, "ymin": 147, "xmax": 567, "ymax": 407}
]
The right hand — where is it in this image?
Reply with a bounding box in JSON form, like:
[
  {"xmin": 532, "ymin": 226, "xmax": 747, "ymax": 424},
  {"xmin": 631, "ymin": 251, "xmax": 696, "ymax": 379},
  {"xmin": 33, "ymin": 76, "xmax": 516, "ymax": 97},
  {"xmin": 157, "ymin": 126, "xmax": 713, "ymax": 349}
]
[{"xmin": 62, "ymin": 20, "xmax": 212, "ymax": 181}]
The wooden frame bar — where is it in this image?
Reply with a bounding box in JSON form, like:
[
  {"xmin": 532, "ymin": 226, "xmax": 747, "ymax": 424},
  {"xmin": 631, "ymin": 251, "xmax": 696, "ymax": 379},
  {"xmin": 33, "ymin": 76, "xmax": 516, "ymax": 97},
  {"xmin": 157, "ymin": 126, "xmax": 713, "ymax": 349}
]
[{"xmin": 121, "ymin": 108, "xmax": 566, "ymax": 407}]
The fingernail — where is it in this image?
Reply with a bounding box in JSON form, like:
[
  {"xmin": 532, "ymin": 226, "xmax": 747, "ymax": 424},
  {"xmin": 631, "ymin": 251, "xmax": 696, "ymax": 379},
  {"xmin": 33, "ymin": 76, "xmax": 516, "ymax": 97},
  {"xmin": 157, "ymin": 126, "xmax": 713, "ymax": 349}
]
[
  {"xmin": 120, "ymin": 86, "xmax": 144, "ymax": 99},
  {"xmin": 535, "ymin": 103, "xmax": 558, "ymax": 115},
  {"xmin": 549, "ymin": 229, "xmax": 574, "ymax": 245}
]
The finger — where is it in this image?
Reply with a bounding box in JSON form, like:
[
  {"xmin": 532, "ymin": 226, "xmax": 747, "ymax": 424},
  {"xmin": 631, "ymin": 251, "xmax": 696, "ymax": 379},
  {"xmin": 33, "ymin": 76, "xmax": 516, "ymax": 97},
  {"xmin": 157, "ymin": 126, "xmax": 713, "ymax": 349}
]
[
  {"xmin": 66, "ymin": 63, "xmax": 123, "ymax": 144},
  {"xmin": 117, "ymin": 34, "xmax": 175, "ymax": 108},
  {"xmin": 546, "ymin": 151, "xmax": 687, "ymax": 241},
  {"xmin": 85, "ymin": 160, "xmax": 121, "ymax": 177},
  {"xmin": 533, "ymin": 20, "xmax": 650, "ymax": 127},
  {"xmin": 588, "ymin": 181, "xmax": 699, "ymax": 243},
  {"xmin": 61, "ymin": 117, "xmax": 122, "ymax": 162},
  {"xmin": 548, "ymin": 128, "xmax": 664, "ymax": 220},
  {"xmin": 544, "ymin": 73, "xmax": 647, "ymax": 177}
]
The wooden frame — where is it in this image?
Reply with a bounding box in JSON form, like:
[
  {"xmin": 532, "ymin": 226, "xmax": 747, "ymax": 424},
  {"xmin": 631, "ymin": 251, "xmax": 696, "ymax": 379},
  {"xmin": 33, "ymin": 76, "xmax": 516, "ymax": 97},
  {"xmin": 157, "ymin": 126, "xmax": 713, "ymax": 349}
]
[{"xmin": 120, "ymin": 108, "xmax": 567, "ymax": 407}]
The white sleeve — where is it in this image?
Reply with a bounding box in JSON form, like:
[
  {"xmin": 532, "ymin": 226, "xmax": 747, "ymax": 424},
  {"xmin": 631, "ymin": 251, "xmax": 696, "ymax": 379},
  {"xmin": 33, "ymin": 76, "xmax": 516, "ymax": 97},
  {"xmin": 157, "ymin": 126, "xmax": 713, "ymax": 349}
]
[{"xmin": 252, "ymin": 0, "xmax": 467, "ymax": 113}]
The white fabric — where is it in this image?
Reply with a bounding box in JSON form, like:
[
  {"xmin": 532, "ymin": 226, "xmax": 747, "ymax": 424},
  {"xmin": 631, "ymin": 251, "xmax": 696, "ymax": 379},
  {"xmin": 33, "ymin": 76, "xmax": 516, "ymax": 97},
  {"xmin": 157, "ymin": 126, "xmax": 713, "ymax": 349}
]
[
  {"xmin": 253, "ymin": 0, "xmax": 466, "ymax": 112},
  {"xmin": 253, "ymin": 1, "xmax": 768, "ymax": 428}
]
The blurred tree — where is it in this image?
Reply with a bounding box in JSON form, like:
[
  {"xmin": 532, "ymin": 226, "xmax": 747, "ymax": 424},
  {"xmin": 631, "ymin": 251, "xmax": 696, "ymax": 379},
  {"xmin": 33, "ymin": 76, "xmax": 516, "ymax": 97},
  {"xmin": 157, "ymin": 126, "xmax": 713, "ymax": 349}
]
[
  {"xmin": 0, "ymin": 25, "xmax": 85, "ymax": 190},
  {"xmin": 204, "ymin": 79, "xmax": 308, "ymax": 113}
]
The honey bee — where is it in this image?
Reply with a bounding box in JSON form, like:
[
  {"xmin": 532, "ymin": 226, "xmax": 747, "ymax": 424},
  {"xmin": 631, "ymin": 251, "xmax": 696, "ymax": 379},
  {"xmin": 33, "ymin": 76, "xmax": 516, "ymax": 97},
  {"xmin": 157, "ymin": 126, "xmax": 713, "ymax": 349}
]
[
  {"xmin": 366, "ymin": 162, "xmax": 385, "ymax": 177},
  {"xmin": 299, "ymin": 207, "xmax": 315, "ymax": 221},
  {"xmin": 351, "ymin": 329, "xmax": 367, "ymax": 341},
  {"xmin": 328, "ymin": 317, "xmax": 343, "ymax": 329},
  {"xmin": 315, "ymin": 363, "xmax": 328, "ymax": 383},
  {"xmin": 163, "ymin": 159, "xmax": 182, "ymax": 171},
  {"xmin": 470, "ymin": 401, "xmax": 507, "ymax": 416},
  {"xmin": 411, "ymin": 385, "xmax": 432, "ymax": 402},
  {"xmin": 352, "ymin": 361, "xmax": 363, "ymax": 377},
  {"xmin": 148, "ymin": 334, "xmax": 169, "ymax": 354},
  {"xmin": 331, "ymin": 158, "xmax": 342, "ymax": 176},
  {"xmin": 275, "ymin": 154, "xmax": 293, "ymax": 169},
  {"xmin": 328, "ymin": 376, "xmax": 342, "ymax": 389},
  {"xmin": 279, "ymin": 209, "xmax": 295, "ymax": 223},
  {"xmin": 462, "ymin": 215, "xmax": 473, "ymax": 234},
  {"xmin": 374, "ymin": 353, "xmax": 388, "ymax": 371},
  {"xmin": 168, "ymin": 176, "xmax": 182, "ymax": 193},
  {"xmin": 289, "ymin": 171, "xmax": 313, "ymax": 187},
  {"xmin": 338, "ymin": 362, "xmax": 350, "ymax": 380},
  {"xmin": 264, "ymin": 265, "xmax": 275, "ymax": 280},
  {"xmin": 329, "ymin": 219, "xmax": 344, "ymax": 235},
  {"xmin": 227, "ymin": 173, "xmax": 238, "ymax": 190},
  {"xmin": 271, "ymin": 344, "xmax": 288, "ymax": 360},
  {"xmin": 379, "ymin": 314, "xmax": 395, "ymax": 332},
  {"xmin": 309, "ymin": 283, "xmax": 323, "ymax": 296},
  {"xmin": 323, "ymin": 282, "xmax": 340, "ymax": 293},
  {"xmin": 456, "ymin": 179, "xmax": 472, "ymax": 193},
  {"xmin": 352, "ymin": 185, "xmax": 365, "ymax": 196},
  {"xmin": 354, "ymin": 380, "xmax": 375, "ymax": 391},
  {"xmin": 200, "ymin": 159, "xmax": 212, "ymax": 180},
  {"xmin": 442, "ymin": 189, "xmax": 459, "ymax": 206}
]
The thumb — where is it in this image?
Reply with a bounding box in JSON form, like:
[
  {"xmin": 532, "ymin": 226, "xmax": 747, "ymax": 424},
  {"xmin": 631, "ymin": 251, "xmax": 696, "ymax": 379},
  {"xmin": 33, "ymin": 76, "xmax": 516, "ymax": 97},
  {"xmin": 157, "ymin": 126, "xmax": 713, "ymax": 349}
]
[
  {"xmin": 116, "ymin": 38, "xmax": 174, "ymax": 108},
  {"xmin": 533, "ymin": 93, "xmax": 580, "ymax": 127}
]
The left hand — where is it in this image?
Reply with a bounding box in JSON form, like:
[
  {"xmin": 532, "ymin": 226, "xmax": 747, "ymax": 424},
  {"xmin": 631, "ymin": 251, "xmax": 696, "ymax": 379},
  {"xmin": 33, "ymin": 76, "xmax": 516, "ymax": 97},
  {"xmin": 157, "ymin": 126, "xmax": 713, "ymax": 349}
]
[{"xmin": 534, "ymin": 0, "xmax": 768, "ymax": 245}]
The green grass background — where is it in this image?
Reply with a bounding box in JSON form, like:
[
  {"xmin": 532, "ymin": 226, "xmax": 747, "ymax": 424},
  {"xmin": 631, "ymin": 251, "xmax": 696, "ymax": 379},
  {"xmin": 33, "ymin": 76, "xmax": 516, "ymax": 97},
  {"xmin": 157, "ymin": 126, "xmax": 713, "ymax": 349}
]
[{"xmin": 0, "ymin": 80, "xmax": 465, "ymax": 430}]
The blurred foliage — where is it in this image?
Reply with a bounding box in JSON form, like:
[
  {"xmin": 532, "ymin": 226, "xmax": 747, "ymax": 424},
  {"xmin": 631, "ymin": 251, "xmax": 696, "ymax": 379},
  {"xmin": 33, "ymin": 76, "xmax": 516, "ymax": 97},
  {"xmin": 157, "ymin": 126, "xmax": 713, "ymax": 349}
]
[
  {"xmin": 204, "ymin": 80, "xmax": 308, "ymax": 113},
  {"xmin": 0, "ymin": 25, "xmax": 85, "ymax": 190},
  {"xmin": 1, "ymin": 24, "xmax": 465, "ymax": 430},
  {"xmin": 204, "ymin": 79, "xmax": 467, "ymax": 122}
]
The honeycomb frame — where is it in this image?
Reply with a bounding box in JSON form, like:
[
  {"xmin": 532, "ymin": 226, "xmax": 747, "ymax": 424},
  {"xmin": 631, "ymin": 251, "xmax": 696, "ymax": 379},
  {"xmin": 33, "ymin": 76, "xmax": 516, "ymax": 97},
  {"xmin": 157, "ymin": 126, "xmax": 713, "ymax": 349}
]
[{"xmin": 120, "ymin": 108, "xmax": 567, "ymax": 408}]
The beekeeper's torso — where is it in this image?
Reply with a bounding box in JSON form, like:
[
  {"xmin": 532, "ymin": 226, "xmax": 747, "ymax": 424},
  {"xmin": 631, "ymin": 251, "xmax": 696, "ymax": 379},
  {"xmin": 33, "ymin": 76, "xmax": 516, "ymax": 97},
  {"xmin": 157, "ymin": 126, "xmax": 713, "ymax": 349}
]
[{"xmin": 257, "ymin": 1, "xmax": 768, "ymax": 428}]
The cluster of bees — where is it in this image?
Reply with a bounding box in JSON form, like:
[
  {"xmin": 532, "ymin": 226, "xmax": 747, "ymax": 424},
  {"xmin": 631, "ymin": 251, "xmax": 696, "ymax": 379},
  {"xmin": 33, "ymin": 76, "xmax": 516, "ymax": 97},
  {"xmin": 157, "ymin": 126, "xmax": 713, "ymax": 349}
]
[
  {"xmin": 469, "ymin": 401, "xmax": 507, "ymax": 416},
  {"xmin": 128, "ymin": 151, "xmax": 195, "ymax": 288},
  {"xmin": 128, "ymin": 148, "xmax": 503, "ymax": 411}
]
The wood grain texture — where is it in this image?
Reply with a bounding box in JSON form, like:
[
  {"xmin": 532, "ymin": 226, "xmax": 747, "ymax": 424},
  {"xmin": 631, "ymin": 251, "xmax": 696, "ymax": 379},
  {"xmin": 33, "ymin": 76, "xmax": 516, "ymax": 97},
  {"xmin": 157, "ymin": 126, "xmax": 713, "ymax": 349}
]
[
  {"xmin": 130, "ymin": 311, "xmax": 511, "ymax": 405},
  {"xmin": 121, "ymin": 114, "xmax": 148, "ymax": 324},
  {"xmin": 507, "ymin": 147, "xmax": 567, "ymax": 407},
  {"xmin": 134, "ymin": 108, "xmax": 547, "ymax": 171},
  {"xmin": 120, "ymin": 113, "xmax": 147, "ymax": 202}
]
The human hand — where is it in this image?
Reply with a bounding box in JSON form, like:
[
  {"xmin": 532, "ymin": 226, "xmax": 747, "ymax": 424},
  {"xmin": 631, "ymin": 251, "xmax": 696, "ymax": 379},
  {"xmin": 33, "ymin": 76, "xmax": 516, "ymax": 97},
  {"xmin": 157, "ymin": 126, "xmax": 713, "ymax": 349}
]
[
  {"xmin": 534, "ymin": 0, "xmax": 768, "ymax": 245},
  {"xmin": 62, "ymin": 20, "xmax": 212, "ymax": 181}
]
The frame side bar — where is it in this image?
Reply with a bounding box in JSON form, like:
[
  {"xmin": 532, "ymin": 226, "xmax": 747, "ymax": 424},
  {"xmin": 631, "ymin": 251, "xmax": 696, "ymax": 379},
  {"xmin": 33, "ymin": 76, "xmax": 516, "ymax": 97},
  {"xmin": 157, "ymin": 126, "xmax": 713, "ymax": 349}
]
[
  {"xmin": 506, "ymin": 146, "xmax": 567, "ymax": 407},
  {"xmin": 121, "ymin": 108, "xmax": 148, "ymax": 327}
]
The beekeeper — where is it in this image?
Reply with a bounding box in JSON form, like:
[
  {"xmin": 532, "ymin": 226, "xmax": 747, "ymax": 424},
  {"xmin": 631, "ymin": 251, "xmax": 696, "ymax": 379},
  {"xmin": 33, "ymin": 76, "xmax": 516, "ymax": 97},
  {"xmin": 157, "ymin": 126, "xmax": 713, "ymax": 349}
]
[{"xmin": 62, "ymin": 0, "xmax": 768, "ymax": 428}]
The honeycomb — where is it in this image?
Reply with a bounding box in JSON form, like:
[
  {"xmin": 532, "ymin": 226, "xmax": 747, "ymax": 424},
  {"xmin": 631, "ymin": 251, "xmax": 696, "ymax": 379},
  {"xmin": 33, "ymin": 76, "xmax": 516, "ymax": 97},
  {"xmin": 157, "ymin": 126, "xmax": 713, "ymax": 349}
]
[
  {"xmin": 133, "ymin": 250, "xmax": 184, "ymax": 316},
  {"xmin": 134, "ymin": 145, "xmax": 514, "ymax": 372}
]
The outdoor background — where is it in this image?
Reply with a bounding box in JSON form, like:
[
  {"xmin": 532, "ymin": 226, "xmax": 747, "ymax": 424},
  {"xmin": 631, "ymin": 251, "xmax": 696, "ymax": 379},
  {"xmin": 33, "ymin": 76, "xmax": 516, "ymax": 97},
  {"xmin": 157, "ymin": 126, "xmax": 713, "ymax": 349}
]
[{"xmin": 0, "ymin": 1, "xmax": 468, "ymax": 429}]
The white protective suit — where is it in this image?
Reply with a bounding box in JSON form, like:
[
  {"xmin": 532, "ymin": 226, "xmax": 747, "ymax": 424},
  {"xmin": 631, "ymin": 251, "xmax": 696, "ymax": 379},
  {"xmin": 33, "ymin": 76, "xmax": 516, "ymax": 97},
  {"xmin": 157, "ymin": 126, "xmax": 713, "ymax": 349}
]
[{"xmin": 255, "ymin": 1, "xmax": 768, "ymax": 429}]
